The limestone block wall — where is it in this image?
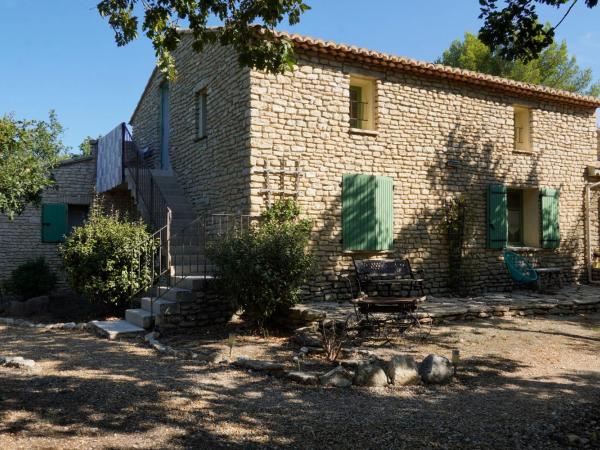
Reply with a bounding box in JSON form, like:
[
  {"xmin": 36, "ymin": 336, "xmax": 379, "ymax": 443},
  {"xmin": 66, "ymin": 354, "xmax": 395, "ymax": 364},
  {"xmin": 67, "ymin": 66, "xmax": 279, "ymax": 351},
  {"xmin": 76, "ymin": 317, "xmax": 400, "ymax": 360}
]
[
  {"xmin": 0, "ymin": 156, "xmax": 96, "ymax": 284},
  {"xmin": 130, "ymin": 35, "xmax": 253, "ymax": 217},
  {"xmin": 248, "ymin": 51, "xmax": 598, "ymax": 299}
]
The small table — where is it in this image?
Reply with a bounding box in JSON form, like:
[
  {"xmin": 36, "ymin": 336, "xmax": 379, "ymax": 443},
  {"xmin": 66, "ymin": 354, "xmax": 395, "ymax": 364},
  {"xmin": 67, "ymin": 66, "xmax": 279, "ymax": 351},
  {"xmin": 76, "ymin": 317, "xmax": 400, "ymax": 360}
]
[{"xmin": 534, "ymin": 268, "xmax": 563, "ymax": 291}]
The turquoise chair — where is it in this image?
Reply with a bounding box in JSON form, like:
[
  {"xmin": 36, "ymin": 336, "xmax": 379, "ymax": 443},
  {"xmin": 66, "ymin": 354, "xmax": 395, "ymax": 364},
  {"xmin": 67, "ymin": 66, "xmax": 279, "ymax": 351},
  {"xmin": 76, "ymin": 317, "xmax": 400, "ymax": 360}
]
[{"xmin": 503, "ymin": 250, "xmax": 539, "ymax": 284}]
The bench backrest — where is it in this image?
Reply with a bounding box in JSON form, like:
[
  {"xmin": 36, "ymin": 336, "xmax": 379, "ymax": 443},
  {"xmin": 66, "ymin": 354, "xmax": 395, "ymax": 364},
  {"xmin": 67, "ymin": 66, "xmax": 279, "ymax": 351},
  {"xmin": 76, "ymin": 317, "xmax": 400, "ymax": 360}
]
[{"xmin": 353, "ymin": 258, "xmax": 414, "ymax": 279}]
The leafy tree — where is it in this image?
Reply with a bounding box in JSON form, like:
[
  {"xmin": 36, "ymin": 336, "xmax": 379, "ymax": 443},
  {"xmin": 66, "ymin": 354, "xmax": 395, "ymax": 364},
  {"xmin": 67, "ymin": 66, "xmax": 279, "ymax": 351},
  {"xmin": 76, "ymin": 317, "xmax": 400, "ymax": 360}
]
[
  {"xmin": 438, "ymin": 32, "xmax": 600, "ymax": 96},
  {"xmin": 97, "ymin": 0, "xmax": 311, "ymax": 80},
  {"xmin": 479, "ymin": 0, "xmax": 598, "ymax": 62},
  {"xmin": 0, "ymin": 111, "xmax": 67, "ymax": 219}
]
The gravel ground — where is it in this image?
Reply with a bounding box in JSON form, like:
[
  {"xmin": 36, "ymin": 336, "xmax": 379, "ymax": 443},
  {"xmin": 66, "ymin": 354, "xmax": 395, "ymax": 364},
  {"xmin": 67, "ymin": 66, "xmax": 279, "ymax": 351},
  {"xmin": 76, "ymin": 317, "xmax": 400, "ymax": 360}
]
[{"xmin": 0, "ymin": 313, "xmax": 599, "ymax": 449}]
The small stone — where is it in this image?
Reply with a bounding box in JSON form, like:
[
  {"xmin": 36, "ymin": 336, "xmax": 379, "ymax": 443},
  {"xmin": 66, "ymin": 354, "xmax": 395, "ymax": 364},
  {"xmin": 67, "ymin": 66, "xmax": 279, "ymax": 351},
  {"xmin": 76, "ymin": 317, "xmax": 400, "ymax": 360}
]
[
  {"xmin": 419, "ymin": 354, "xmax": 453, "ymax": 384},
  {"xmin": 319, "ymin": 365, "xmax": 353, "ymax": 388},
  {"xmin": 286, "ymin": 371, "xmax": 319, "ymax": 385},
  {"xmin": 386, "ymin": 355, "xmax": 420, "ymax": 386},
  {"xmin": 353, "ymin": 363, "xmax": 388, "ymax": 387},
  {"xmin": 63, "ymin": 322, "xmax": 76, "ymax": 330}
]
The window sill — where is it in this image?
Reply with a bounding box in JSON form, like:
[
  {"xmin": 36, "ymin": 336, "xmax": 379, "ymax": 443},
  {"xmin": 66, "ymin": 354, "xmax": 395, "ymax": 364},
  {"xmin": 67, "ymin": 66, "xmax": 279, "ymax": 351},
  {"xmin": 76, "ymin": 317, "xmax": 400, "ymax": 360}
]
[
  {"xmin": 349, "ymin": 128, "xmax": 379, "ymax": 137},
  {"xmin": 194, "ymin": 136, "xmax": 207, "ymax": 143},
  {"xmin": 513, "ymin": 148, "xmax": 534, "ymax": 155},
  {"xmin": 506, "ymin": 246, "xmax": 543, "ymax": 252}
]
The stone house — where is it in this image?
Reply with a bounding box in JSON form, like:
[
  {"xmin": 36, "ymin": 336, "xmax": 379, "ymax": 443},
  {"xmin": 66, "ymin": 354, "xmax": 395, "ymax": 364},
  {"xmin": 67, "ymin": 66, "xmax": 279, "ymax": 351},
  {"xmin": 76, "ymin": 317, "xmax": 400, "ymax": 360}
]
[{"xmin": 125, "ymin": 31, "xmax": 600, "ymax": 299}]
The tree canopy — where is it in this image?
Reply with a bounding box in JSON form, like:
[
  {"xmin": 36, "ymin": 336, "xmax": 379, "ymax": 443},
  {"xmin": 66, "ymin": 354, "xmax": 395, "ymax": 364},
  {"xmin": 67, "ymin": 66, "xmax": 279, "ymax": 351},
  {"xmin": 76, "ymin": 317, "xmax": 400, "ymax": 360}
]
[
  {"xmin": 97, "ymin": 0, "xmax": 311, "ymax": 80},
  {"xmin": 438, "ymin": 32, "xmax": 600, "ymax": 96},
  {"xmin": 0, "ymin": 111, "xmax": 67, "ymax": 219},
  {"xmin": 479, "ymin": 0, "xmax": 598, "ymax": 62}
]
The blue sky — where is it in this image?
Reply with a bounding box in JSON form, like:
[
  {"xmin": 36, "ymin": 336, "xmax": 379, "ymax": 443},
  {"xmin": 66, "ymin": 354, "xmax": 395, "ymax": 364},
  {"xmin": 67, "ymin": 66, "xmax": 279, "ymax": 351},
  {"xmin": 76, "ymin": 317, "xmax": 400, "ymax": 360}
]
[{"xmin": 1, "ymin": 0, "xmax": 599, "ymax": 150}]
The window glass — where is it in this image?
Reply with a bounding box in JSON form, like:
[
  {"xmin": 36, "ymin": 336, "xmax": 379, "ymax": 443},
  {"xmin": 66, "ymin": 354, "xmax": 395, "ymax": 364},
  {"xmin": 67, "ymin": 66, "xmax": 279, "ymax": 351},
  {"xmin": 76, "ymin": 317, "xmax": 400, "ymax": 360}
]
[
  {"xmin": 349, "ymin": 86, "xmax": 364, "ymax": 129},
  {"xmin": 507, "ymin": 190, "xmax": 523, "ymax": 245},
  {"xmin": 196, "ymin": 90, "xmax": 207, "ymax": 139}
]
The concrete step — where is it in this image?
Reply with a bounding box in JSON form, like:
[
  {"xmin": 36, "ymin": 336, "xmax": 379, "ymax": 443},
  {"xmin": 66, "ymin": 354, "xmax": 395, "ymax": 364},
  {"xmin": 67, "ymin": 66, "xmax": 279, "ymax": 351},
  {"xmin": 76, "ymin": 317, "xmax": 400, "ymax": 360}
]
[
  {"xmin": 125, "ymin": 308, "xmax": 154, "ymax": 329},
  {"xmin": 170, "ymin": 275, "xmax": 216, "ymax": 290},
  {"xmin": 140, "ymin": 297, "xmax": 179, "ymax": 315},
  {"xmin": 155, "ymin": 286, "xmax": 192, "ymax": 301},
  {"xmin": 90, "ymin": 319, "xmax": 146, "ymax": 340},
  {"xmin": 171, "ymin": 265, "xmax": 213, "ymax": 276}
]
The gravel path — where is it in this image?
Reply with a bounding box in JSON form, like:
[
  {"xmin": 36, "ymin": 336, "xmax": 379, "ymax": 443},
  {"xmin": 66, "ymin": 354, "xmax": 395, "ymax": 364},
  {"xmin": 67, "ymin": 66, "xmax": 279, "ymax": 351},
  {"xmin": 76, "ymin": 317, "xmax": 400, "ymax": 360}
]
[{"xmin": 0, "ymin": 313, "xmax": 599, "ymax": 449}]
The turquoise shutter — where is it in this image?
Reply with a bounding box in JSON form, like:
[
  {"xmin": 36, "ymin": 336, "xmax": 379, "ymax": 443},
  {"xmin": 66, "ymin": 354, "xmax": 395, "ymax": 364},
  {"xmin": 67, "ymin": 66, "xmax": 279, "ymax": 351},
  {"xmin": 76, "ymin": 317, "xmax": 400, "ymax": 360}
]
[
  {"xmin": 342, "ymin": 174, "xmax": 393, "ymax": 251},
  {"xmin": 540, "ymin": 188, "xmax": 560, "ymax": 249},
  {"xmin": 42, "ymin": 203, "xmax": 68, "ymax": 243},
  {"xmin": 487, "ymin": 184, "xmax": 508, "ymax": 249}
]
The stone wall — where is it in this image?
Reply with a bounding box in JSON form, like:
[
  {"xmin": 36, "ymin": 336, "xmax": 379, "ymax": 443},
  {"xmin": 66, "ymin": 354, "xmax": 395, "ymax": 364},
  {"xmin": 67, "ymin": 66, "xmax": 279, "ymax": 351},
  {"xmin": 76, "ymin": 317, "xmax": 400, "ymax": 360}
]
[
  {"xmin": 155, "ymin": 280, "xmax": 236, "ymax": 330},
  {"xmin": 130, "ymin": 35, "xmax": 253, "ymax": 217},
  {"xmin": 0, "ymin": 156, "xmax": 96, "ymax": 284},
  {"xmin": 248, "ymin": 51, "xmax": 598, "ymax": 299}
]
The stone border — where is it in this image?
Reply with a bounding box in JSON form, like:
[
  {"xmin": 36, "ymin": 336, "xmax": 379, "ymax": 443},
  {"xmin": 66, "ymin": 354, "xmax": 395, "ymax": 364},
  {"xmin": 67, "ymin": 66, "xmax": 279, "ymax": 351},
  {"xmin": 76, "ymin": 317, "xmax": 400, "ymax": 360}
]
[
  {"xmin": 0, "ymin": 317, "xmax": 89, "ymax": 331},
  {"xmin": 143, "ymin": 332, "xmax": 221, "ymax": 363}
]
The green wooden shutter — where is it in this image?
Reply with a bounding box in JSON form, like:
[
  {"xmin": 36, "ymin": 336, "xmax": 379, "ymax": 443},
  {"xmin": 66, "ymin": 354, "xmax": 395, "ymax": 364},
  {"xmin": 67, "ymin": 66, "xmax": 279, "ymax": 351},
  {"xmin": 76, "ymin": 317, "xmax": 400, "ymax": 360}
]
[
  {"xmin": 540, "ymin": 188, "xmax": 560, "ymax": 249},
  {"xmin": 42, "ymin": 203, "xmax": 68, "ymax": 243},
  {"xmin": 487, "ymin": 184, "xmax": 508, "ymax": 249},
  {"xmin": 342, "ymin": 174, "xmax": 393, "ymax": 251}
]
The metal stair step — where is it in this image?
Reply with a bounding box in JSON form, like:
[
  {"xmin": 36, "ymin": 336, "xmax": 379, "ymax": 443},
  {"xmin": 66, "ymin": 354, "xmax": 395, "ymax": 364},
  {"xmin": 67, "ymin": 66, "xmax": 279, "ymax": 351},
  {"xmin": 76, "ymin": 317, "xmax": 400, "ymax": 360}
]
[{"xmin": 125, "ymin": 308, "xmax": 154, "ymax": 329}]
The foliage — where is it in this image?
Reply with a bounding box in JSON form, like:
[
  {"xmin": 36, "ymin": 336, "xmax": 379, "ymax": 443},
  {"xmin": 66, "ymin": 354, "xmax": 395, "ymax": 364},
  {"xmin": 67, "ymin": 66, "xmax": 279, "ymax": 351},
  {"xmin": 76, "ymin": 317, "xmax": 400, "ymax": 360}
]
[
  {"xmin": 441, "ymin": 195, "xmax": 471, "ymax": 295},
  {"xmin": 97, "ymin": 0, "xmax": 311, "ymax": 80},
  {"xmin": 479, "ymin": 0, "xmax": 598, "ymax": 63},
  {"xmin": 59, "ymin": 200, "xmax": 156, "ymax": 309},
  {"xmin": 78, "ymin": 136, "xmax": 96, "ymax": 157},
  {"xmin": 6, "ymin": 257, "xmax": 57, "ymax": 300},
  {"xmin": 320, "ymin": 320, "xmax": 350, "ymax": 362},
  {"xmin": 0, "ymin": 111, "xmax": 67, "ymax": 219},
  {"xmin": 438, "ymin": 32, "xmax": 600, "ymax": 96},
  {"xmin": 208, "ymin": 199, "xmax": 313, "ymax": 329}
]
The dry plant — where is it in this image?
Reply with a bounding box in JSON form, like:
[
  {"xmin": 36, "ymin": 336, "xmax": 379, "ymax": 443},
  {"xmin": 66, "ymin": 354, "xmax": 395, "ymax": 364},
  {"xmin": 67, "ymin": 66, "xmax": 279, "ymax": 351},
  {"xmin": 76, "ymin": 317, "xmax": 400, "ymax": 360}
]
[{"xmin": 320, "ymin": 319, "xmax": 350, "ymax": 362}]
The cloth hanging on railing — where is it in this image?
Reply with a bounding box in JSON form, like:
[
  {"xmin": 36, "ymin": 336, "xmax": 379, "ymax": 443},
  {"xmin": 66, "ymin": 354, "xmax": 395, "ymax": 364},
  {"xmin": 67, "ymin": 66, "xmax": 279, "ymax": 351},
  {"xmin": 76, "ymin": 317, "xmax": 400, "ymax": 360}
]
[{"xmin": 96, "ymin": 123, "xmax": 123, "ymax": 193}]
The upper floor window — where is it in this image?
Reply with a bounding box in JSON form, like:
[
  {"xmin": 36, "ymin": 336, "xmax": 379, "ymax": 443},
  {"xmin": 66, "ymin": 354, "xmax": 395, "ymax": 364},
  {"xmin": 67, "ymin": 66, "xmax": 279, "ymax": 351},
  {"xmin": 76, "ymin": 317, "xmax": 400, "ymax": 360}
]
[
  {"xmin": 514, "ymin": 106, "xmax": 532, "ymax": 152},
  {"xmin": 195, "ymin": 89, "xmax": 207, "ymax": 139},
  {"xmin": 349, "ymin": 76, "xmax": 376, "ymax": 131}
]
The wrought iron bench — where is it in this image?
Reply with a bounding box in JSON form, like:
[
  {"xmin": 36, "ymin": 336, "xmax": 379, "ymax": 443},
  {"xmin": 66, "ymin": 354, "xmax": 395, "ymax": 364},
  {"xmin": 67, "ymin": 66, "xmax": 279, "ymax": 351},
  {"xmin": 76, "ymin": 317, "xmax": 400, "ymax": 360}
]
[
  {"xmin": 352, "ymin": 257, "xmax": 425, "ymax": 297},
  {"xmin": 341, "ymin": 257, "xmax": 429, "ymax": 342}
]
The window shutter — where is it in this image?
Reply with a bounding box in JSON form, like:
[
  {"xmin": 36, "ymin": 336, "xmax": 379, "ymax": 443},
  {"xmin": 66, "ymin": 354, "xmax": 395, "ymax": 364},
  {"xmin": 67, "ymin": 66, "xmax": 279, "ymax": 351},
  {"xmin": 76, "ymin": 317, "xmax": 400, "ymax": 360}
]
[
  {"xmin": 540, "ymin": 188, "xmax": 560, "ymax": 249},
  {"xmin": 42, "ymin": 203, "xmax": 68, "ymax": 243},
  {"xmin": 487, "ymin": 184, "xmax": 508, "ymax": 249},
  {"xmin": 342, "ymin": 174, "xmax": 393, "ymax": 251}
]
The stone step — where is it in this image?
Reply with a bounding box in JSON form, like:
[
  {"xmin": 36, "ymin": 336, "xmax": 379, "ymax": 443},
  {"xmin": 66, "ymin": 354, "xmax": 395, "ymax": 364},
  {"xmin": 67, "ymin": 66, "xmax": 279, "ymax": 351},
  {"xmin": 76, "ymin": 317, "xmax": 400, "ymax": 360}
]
[
  {"xmin": 140, "ymin": 297, "xmax": 179, "ymax": 315},
  {"xmin": 89, "ymin": 319, "xmax": 146, "ymax": 340},
  {"xmin": 171, "ymin": 265, "xmax": 213, "ymax": 276},
  {"xmin": 125, "ymin": 308, "xmax": 154, "ymax": 329}
]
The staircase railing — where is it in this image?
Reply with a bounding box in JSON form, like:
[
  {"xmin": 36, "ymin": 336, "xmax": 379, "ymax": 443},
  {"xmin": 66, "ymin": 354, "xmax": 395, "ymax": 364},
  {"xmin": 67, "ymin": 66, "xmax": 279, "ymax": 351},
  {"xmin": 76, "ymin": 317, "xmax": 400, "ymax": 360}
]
[
  {"xmin": 121, "ymin": 124, "xmax": 169, "ymax": 231},
  {"xmin": 164, "ymin": 213, "xmax": 261, "ymax": 293}
]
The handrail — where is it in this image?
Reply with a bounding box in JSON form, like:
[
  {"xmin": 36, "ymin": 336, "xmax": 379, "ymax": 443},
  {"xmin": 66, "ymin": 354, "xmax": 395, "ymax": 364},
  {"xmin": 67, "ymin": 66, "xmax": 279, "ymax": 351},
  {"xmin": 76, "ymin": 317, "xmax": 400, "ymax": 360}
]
[{"xmin": 121, "ymin": 123, "xmax": 170, "ymax": 231}]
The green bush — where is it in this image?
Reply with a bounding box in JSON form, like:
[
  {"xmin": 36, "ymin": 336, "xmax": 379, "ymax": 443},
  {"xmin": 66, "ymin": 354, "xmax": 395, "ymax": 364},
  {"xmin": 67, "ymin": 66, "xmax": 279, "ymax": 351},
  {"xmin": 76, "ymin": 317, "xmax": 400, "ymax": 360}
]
[
  {"xmin": 59, "ymin": 201, "xmax": 156, "ymax": 309},
  {"xmin": 7, "ymin": 257, "xmax": 57, "ymax": 299},
  {"xmin": 208, "ymin": 199, "xmax": 313, "ymax": 329}
]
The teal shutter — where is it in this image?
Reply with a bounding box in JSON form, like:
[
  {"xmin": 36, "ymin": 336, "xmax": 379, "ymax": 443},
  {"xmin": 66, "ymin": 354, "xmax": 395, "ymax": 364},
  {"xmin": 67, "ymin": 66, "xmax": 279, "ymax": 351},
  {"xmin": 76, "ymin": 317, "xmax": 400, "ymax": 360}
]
[
  {"xmin": 42, "ymin": 203, "xmax": 68, "ymax": 243},
  {"xmin": 540, "ymin": 188, "xmax": 560, "ymax": 249},
  {"xmin": 487, "ymin": 184, "xmax": 508, "ymax": 249},
  {"xmin": 342, "ymin": 174, "xmax": 393, "ymax": 251}
]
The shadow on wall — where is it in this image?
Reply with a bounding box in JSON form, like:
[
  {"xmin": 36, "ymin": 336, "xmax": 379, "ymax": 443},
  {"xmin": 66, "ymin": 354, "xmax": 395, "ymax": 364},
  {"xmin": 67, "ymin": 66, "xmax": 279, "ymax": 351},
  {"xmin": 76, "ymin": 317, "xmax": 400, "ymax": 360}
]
[{"xmin": 315, "ymin": 121, "xmax": 584, "ymax": 299}]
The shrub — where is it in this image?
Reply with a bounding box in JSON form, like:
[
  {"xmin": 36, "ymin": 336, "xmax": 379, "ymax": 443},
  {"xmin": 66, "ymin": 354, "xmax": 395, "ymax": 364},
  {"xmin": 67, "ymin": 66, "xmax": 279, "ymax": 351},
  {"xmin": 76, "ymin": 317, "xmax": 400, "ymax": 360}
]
[
  {"xmin": 7, "ymin": 257, "xmax": 57, "ymax": 299},
  {"xmin": 59, "ymin": 201, "xmax": 156, "ymax": 309},
  {"xmin": 208, "ymin": 199, "xmax": 313, "ymax": 329}
]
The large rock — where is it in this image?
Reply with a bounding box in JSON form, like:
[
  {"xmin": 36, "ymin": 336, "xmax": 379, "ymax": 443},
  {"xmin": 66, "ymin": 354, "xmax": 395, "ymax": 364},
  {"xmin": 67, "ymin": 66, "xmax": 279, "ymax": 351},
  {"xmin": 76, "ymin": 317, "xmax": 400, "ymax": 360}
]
[
  {"xmin": 319, "ymin": 365, "xmax": 353, "ymax": 388},
  {"xmin": 7, "ymin": 296, "xmax": 50, "ymax": 316},
  {"xmin": 234, "ymin": 358, "xmax": 285, "ymax": 372},
  {"xmin": 286, "ymin": 370, "xmax": 319, "ymax": 386},
  {"xmin": 353, "ymin": 363, "xmax": 388, "ymax": 387},
  {"xmin": 419, "ymin": 354, "xmax": 453, "ymax": 384},
  {"xmin": 386, "ymin": 355, "xmax": 420, "ymax": 386}
]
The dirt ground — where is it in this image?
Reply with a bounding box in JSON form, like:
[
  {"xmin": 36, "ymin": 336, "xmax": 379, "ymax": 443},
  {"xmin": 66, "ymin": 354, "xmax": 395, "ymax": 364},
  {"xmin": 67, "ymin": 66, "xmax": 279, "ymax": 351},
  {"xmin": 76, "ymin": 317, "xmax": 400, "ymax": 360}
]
[{"xmin": 0, "ymin": 313, "xmax": 599, "ymax": 449}]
